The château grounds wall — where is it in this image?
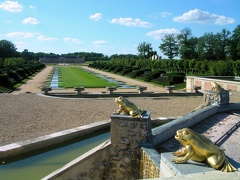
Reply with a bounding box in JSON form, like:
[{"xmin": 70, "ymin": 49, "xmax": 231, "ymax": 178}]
[{"xmin": 186, "ymin": 76, "xmax": 240, "ymax": 92}]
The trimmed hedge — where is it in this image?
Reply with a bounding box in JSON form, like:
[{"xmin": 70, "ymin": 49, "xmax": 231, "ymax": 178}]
[
  {"xmin": 167, "ymin": 73, "xmax": 185, "ymax": 85},
  {"xmin": 16, "ymin": 68, "xmax": 27, "ymax": 78},
  {"xmin": 113, "ymin": 66, "xmax": 124, "ymax": 74},
  {"xmin": 119, "ymin": 67, "xmax": 133, "ymax": 75},
  {"xmin": 0, "ymin": 74, "xmax": 12, "ymax": 87},
  {"xmin": 129, "ymin": 69, "xmax": 145, "ymax": 78},
  {"xmin": 88, "ymin": 62, "xmax": 186, "ymax": 86},
  {"xmin": 8, "ymin": 71, "xmax": 21, "ymax": 83},
  {"xmin": 145, "ymin": 70, "xmax": 166, "ymax": 82}
]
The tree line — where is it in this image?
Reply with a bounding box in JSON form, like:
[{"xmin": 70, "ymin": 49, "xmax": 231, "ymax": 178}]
[
  {"xmin": 137, "ymin": 25, "xmax": 240, "ymax": 61},
  {"xmin": 0, "ymin": 40, "xmax": 107, "ymax": 64},
  {"xmin": 104, "ymin": 58, "xmax": 240, "ymax": 76}
]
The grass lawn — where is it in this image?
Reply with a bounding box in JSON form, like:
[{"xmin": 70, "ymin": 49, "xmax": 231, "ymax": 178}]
[{"xmin": 58, "ymin": 67, "xmax": 119, "ymax": 88}]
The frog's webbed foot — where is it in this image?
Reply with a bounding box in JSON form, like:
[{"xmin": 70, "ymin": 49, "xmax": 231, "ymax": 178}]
[
  {"xmin": 115, "ymin": 107, "xmax": 124, "ymax": 114},
  {"xmin": 133, "ymin": 114, "xmax": 142, "ymax": 118},
  {"xmin": 172, "ymin": 157, "xmax": 188, "ymax": 164},
  {"xmin": 129, "ymin": 111, "xmax": 142, "ymax": 118},
  {"xmin": 172, "ymin": 148, "xmax": 186, "ymax": 157},
  {"xmin": 114, "ymin": 110, "xmax": 121, "ymax": 114},
  {"xmin": 221, "ymin": 161, "xmax": 237, "ymax": 172}
]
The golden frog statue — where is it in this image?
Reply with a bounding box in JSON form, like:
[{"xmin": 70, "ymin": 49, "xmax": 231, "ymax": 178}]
[
  {"xmin": 211, "ymin": 81, "xmax": 226, "ymax": 92},
  {"xmin": 114, "ymin": 96, "xmax": 144, "ymax": 118},
  {"xmin": 172, "ymin": 128, "xmax": 236, "ymax": 172}
]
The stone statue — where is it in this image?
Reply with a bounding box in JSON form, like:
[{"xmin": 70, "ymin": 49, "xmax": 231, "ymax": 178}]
[
  {"xmin": 172, "ymin": 128, "xmax": 236, "ymax": 172},
  {"xmin": 192, "ymin": 81, "xmax": 231, "ymax": 112},
  {"xmin": 114, "ymin": 96, "xmax": 145, "ymax": 118},
  {"xmin": 211, "ymin": 81, "xmax": 226, "ymax": 92}
]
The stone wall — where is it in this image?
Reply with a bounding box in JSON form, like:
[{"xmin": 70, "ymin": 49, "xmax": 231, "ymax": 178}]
[
  {"xmin": 140, "ymin": 146, "xmax": 161, "ymax": 178},
  {"xmin": 186, "ymin": 76, "xmax": 240, "ymax": 92},
  {"xmin": 43, "ymin": 112, "xmax": 154, "ymax": 180}
]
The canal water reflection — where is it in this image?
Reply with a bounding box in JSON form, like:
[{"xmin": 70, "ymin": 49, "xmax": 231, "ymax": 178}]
[
  {"xmin": 0, "ymin": 132, "xmax": 110, "ymax": 180},
  {"xmin": 49, "ymin": 67, "xmax": 59, "ymax": 89}
]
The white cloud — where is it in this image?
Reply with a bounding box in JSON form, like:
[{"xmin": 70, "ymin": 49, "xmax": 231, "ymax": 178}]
[
  {"xmin": 161, "ymin": 12, "xmax": 172, "ymax": 18},
  {"xmin": 89, "ymin": 13, "xmax": 103, "ymax": 21},
  {"xmin": 22, "ymin": 17, "xmax": 40, "ymax": 25},
  {"xmin": 93, "ymin": 40, "xmax": 109, "ymax": 45},
  {"xmin": 0, "ymin": 1, "xmax": 23, "ymax": 12},
  {"xmin": 146, "ymin": 28, "xmax": 179, "ymax": 40},
  {"xmin": 173, "ymin": 9, "xmax": 235, "ymax": 25},
  {"xmin": 6, "ymin": 32, "xmax": 34, "ymax": 38},
  {"xmin": 37, "ymin": 35, "xmax": 57, "ymax": 41},
  {"xmin": 110, "ymin": 17, "xmax": 152, "ymax": 28},
  {"xmin": 64, "ymin": 38, "xmax": 81, "ymax": 44}
]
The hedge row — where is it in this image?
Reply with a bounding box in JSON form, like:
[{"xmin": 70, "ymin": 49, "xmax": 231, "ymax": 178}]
[
  {"xmin": 88, "ymin": 62, "xmax": 185, "ymax": 86},
  {"xmin": 0, "ymin": 63, "xmax": 46, "ymax": 89}
]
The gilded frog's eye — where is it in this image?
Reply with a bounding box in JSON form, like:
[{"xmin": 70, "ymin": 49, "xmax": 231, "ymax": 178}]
[{"xmin": 183, "ymin": 131, "xmax": 189, "ymax": 135}]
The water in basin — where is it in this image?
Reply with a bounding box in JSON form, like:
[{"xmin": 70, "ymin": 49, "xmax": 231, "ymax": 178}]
[{"xmin": 0, "ymin": 132, "xmax": 110, "ymax": 179}]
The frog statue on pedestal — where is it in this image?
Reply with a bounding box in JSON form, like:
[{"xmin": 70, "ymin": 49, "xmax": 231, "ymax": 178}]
[
  {"xmin": 114, "ymin": 96, "xmax": 145, "ymax": 118},
  {"xmin": 172, "ymin": 128, "xmax": 237, "ymax": 172}
]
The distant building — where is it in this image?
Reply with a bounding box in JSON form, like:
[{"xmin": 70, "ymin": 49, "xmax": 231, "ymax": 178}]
[
  {"xmin": 151, "ymin": 55, "xmax": 161, "ymax": 60},
  {"xmin": 39, "ymin": 56, "xmax": 85, "ymax": 64}
]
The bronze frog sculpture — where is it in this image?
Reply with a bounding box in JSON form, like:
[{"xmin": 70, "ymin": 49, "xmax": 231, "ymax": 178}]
[
  {"xmin": 114, "ymin": 96, "xmax": 144, "ymax": 118},
  {"xmin": 172, "ymin": 128, "xmax": 236, "ymax": 172},
  {"xmin": 211, "ymin": 81, "xmax": 226, "ymax": 93}
]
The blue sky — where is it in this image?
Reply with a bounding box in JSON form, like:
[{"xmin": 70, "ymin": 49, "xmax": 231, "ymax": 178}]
[{"xmin": 0, "ymin": 0, "xmax": 239, "ymax": 57}]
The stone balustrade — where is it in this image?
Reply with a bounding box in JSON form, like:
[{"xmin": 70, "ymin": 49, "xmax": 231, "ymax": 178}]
[
  {"xmin": 106, "ymin": 86, "xmax": 117, "ymax": 94},
  {"xmin": 74, "ymin": 87, "xmax": 85, "ymax": 94},
  {"xmin": 165, "ymin": 85, "xmax": 175, "ymax": 93},
  {"xmin": 41, "ymin": 87, "xmax": 52, "ymax": 95},
  {"xmin": 136, "ymin": 86, "xmax": 147, "ymax": 94},
  {"xmin": 194, "ymin": 85, "xmax": 201, "ymax": 93}
]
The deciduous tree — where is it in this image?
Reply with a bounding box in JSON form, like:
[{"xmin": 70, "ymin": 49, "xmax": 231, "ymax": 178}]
[
  {"xmin": 159, "ymin": 34, "xmax": 179, "ymax": 60},
  {"xmin": 137, "ymin": 42, "xmax": 153, "ymax": 59},
  {"xmin": 230, "ymin": 25, "xmax": 240, "ymax": 60},
  {"xmin": 0, "ymin": 40, "xmax": 17, "ymax": 59}
]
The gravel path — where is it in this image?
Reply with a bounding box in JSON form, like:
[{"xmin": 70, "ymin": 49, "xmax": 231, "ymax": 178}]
[
  {"xmin": 0, "ymin": 66, "xmax": 239, "ymax": 146},
  {"xmin": 0, "ymin": 94, "xmax": 203, "ymax": 146}
]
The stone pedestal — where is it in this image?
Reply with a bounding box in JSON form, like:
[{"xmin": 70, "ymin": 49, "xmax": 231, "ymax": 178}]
[
  {"xmin": 203, "ymin": 90, "xmax": 230, "ymax": 106},
  {"xmin": 109, "ymin": 111, "xmax": 152, "ymax": 179},
  {"xmin": 186, "ymin": 76, "xmax": 194, "ymax": 92}
]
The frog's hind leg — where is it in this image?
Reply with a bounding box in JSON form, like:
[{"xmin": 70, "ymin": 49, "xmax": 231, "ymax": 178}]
[{"xmin": 207, "ymin": 154, "xmax": 225, "ymax": 170}]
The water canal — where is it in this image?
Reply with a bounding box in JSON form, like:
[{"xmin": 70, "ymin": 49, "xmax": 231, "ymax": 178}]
[
  {"xmin": 0, "ymin": 132, "xmax": 110, "ymax": 179},
  {"xmin": 49, "ymin": 67, "xmax": 59, "ymax": 89}
]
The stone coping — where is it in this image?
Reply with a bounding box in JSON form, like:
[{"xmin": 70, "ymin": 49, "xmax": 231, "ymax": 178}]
[
  {"xmin": 0, "ymin": 120, "xmax": 110, "ymax": 161},
  {"xmin": 38, "ymin": 92, "xmax": 203, "ymax": 99}
]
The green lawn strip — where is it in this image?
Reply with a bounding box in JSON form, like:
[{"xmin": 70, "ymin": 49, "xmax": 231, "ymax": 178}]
[{"xmin": 58, "ymin": 67, "xmax": 119, "ymax": 88}]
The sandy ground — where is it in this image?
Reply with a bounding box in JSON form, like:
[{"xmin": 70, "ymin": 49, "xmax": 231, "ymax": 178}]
[
  {"xmin": 13, "ymin": 66, "xmax": 53, "ymax": 93},
  {"xmin": 0, "ymin": 65, "xmax": 239, "ymax": 146}
]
